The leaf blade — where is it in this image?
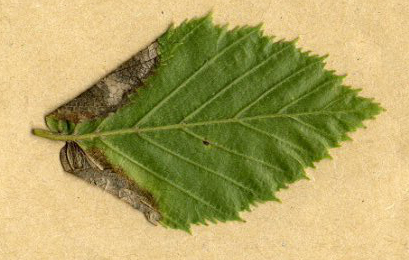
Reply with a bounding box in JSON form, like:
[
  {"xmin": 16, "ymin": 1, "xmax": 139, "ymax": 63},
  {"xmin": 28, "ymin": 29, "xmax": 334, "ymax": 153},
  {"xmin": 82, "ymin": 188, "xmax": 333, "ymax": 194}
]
[{"xmin": 37, "ymin": 14, "xmax": 383, "ymax": 231}]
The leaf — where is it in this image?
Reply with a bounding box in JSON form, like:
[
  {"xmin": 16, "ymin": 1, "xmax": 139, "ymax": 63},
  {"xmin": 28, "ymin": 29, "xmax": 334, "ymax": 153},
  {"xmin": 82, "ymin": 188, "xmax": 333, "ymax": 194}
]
[{"xmin": 33, "ymin": 14, "xmax": 383, "ymax": 231}]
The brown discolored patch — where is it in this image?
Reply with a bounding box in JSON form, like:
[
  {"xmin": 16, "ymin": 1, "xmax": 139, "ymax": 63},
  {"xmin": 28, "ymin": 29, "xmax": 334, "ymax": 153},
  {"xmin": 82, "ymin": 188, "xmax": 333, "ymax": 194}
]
[
  {"xmin": 87, "ymin": 147, "xmax": 158, "ymax": 208},
  {"xmin": 51, "ymin": 41, "xmax": 162, "ymax": 226},
  {"xmin": 47, "ymin": 41, "xmax": 159, "ymax": 124},
  {"xmin": 60, "ymin": 142, "xmax": 161, "ymax": 225}
]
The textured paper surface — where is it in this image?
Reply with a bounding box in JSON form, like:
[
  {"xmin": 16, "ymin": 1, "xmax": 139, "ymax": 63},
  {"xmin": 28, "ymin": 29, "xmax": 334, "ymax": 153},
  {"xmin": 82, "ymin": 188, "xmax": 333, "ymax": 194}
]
[{"xmin": 1, "ymin": 1, "xmax": 408, "ymax": 259}]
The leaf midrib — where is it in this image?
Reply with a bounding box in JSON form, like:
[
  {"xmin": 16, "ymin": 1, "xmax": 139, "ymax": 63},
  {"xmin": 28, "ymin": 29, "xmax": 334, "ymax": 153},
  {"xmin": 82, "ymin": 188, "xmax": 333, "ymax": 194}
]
[{"xmin": 51, "ymin": 109, "xmax": 360, "ymax": 141}]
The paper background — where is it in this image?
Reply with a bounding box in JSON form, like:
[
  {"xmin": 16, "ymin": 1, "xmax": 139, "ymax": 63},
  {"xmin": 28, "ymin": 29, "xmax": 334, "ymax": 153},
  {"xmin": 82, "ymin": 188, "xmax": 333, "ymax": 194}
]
[{"xmin": 1, "ymin": 1, "xmax": 408, "ymax": 259}]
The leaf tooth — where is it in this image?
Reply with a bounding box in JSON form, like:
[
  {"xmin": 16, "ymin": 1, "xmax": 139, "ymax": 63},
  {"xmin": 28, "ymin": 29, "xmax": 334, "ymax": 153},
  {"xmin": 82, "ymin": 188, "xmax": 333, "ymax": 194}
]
[
  {"xmin": 216, "ymin": 23, "xmax": 229, "ymax": 31},
  {"xmin": 254, "ymin": 22, "xmax": 264, "ymax": 32},
  {"xmin": 299, "ymin": 49, "xmax": 312, "ymax": 56},
  {"xmin": 290, "ymin": 36, "xmax": 300, "ymax": 44},
  {"xmin": 274, "ymin": 38, "xmax": 288, "ymax": 46},
  {"xmin": 329, "ymin": 71, "xmax": 347, "ymax": 80},
  {"xmin": 320, "ymin": 53, "xmax": 330, "ymax": 60},
  {"xmin": 205, "ymin": 10, "xmax": 214, "ymax": 19},
  {"xmin": 232, "ymin": 214, "xmax": 245, "ymax": 222},
  {"xmin": 231, "ymin": 24, "xmax": 242, "ymax": 32}
]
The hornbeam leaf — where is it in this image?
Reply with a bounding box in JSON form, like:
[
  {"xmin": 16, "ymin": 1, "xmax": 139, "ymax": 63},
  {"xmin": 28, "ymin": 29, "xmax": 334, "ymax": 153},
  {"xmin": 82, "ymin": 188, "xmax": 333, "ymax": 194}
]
[{"xmin": 33, "ymin": 14, "xmax": 383, "ymax": 231}]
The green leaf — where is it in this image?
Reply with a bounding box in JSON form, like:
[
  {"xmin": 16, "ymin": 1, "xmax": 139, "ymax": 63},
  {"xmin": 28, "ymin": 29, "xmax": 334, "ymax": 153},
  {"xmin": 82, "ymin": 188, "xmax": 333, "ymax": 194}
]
[{"xmin": 33, "ymin": 14, "xmax": 383, "ymax": 231}]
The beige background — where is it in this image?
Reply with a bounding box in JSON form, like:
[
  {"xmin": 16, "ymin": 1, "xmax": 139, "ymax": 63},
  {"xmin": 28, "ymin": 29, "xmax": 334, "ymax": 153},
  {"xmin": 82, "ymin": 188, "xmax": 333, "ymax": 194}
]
[{"xmin": 1, "ymin": 0, "xmax": 408, "ymax": 259}]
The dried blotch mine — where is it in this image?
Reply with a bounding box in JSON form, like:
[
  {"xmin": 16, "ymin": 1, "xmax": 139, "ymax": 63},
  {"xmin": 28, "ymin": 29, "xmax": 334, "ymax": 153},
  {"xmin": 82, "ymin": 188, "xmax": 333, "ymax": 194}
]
[
  {"xmin": 49, "ymin": 42, "xmax": 161, "ymax": 224},
  {"xmin": 48, "ymin": 42, "xmax": 159, "ymax": 123}
]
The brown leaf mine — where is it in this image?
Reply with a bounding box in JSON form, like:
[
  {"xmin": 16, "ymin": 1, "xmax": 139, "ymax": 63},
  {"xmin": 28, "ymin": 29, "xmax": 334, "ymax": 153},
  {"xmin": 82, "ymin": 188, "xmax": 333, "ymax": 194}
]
[
  {"xmin": 48, "ymin": 42, "xmax": 159, "ymax": 123},
  {"xmin": 49, "ymin": 42, "xmax": 161, "ymax": 225}
]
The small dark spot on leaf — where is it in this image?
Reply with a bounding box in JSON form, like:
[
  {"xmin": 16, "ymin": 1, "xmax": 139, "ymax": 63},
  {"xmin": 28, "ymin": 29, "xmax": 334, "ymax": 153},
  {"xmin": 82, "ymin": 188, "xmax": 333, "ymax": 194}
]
[
  {"xmin": 203, "ymin": 140, "xmax": 210, "ymax": 146},
  {"xmin": 161, "ymin": 11, "xmax": 164, "ymax": 14},
  {"xmin": 362, "ymin": 200, "xmax": 364, "ymax": 203}
]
